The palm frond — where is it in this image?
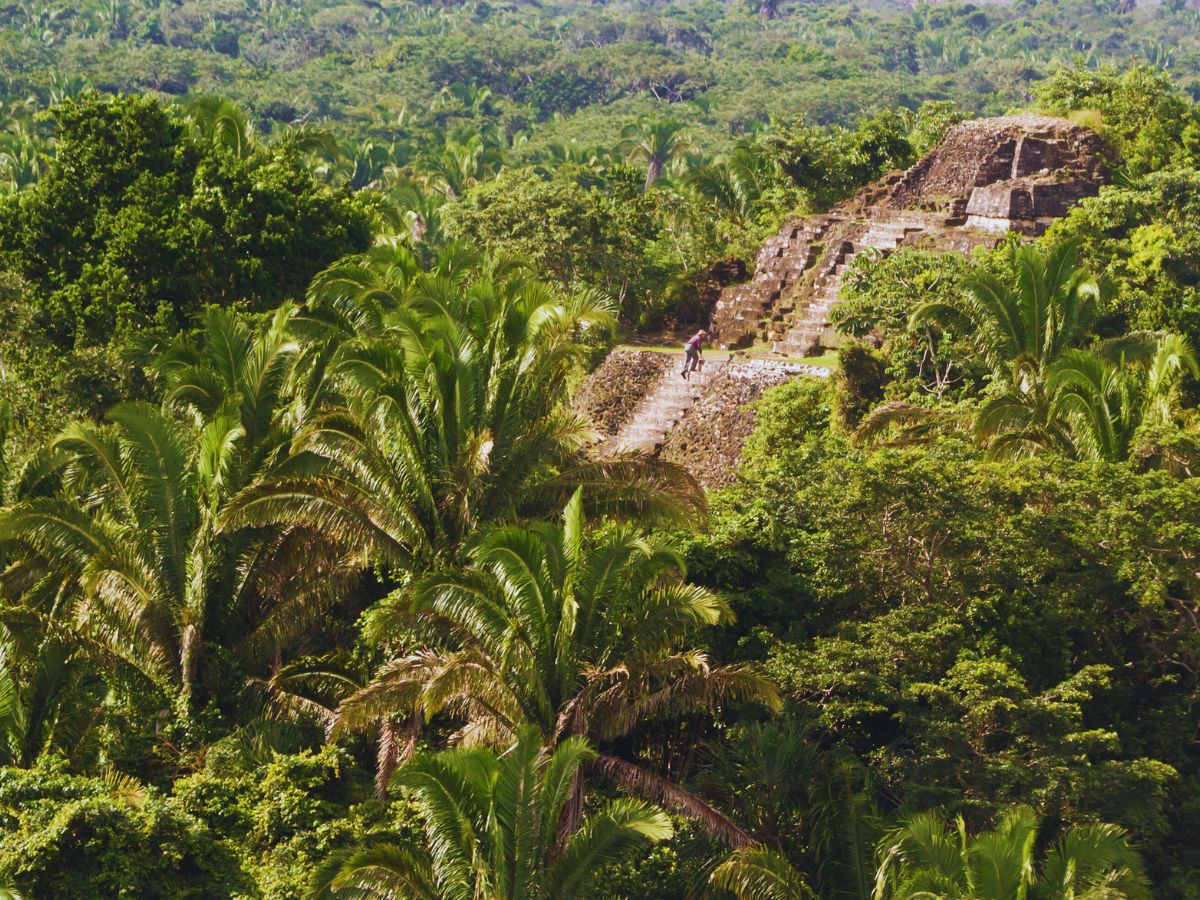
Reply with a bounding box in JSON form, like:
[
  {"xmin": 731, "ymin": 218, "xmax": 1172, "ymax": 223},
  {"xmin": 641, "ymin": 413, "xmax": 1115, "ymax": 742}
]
[
  {"xmin": 592, "ymin": 753, "xmax": 755, "ymax": 848},
  {"xmin": 710, "ymin": 847, "xmax": 816, "ymax": 900}
]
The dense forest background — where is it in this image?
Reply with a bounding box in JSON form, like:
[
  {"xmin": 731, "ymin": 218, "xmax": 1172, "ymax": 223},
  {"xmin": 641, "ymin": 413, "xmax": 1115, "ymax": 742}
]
[
  {"xmin": 2, "ymin": 1, "xmax": 1200, "ymax": 898},
  {"xmin": 6, "ymin": 0, "xmax": 1200, "ymax": 141}
]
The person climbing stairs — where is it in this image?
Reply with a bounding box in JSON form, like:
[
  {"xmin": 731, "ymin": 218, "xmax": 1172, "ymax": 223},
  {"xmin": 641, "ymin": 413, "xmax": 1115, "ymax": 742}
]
[{"xmin": 681, "ymin": 329, "xmax": 708, "ymax": 379}]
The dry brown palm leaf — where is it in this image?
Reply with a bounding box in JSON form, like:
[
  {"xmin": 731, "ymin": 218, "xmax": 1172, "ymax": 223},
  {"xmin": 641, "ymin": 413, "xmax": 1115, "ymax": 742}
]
[{"xmin": 592, "ymin": 753, "xmax": 756, "ymax": 849}]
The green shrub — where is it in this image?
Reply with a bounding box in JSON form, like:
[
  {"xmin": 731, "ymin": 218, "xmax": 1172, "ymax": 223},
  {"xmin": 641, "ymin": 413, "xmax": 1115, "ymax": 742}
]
[
  {"xmin": 833, "ymin": 342, "xmax": 889, "ymax": 430},
  {"xmin": 0, "ymin": 765, "xmax": 251, "ymax": 899}
]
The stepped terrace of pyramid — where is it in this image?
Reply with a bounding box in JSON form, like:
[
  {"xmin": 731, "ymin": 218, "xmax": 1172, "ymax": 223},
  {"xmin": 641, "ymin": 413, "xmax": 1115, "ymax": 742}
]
[{"xmin": 574, "ymin": 350, "xmax": 829, "ymax": 487}]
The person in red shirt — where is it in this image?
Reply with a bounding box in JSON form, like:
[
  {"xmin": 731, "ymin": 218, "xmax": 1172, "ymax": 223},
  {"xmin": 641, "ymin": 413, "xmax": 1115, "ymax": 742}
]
[{"xmin": 681, "ymin": 329, "xmax": 707, "ymax": 379}]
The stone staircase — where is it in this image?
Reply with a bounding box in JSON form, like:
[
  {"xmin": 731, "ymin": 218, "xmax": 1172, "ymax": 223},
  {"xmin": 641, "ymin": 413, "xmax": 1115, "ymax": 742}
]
[
  {"xmin": 712, "ymin": 184, "xmax": 977, "ymax": 357},
  {"xmin": 608, "ymin": 354, "xmax": 729, "ymax": 453},
  {"xmin": 709, "ymin": 216, "xmax": 841, "ymax": 350},
  {"xmin": 766, "ymin": 212, "xmax": 955, "ymax": 356}
]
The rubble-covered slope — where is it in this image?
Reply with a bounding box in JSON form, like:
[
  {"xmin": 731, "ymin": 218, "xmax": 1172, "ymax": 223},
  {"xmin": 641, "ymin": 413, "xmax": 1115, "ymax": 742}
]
[{"xmin": 572, "ymin": 349, "xmax": 674, "ymax": 440}]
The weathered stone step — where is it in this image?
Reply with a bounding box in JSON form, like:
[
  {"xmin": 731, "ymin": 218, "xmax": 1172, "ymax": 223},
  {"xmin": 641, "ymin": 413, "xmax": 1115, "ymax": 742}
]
[{"xmin": 607, "ymin": 356, "xmax": 730, "ymax": 452}]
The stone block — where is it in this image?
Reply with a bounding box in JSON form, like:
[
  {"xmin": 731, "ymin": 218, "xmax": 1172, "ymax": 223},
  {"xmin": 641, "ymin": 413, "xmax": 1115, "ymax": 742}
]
[{"xmin": 966, "ymin": 182, "xmax": 1033, "ymax": 219}]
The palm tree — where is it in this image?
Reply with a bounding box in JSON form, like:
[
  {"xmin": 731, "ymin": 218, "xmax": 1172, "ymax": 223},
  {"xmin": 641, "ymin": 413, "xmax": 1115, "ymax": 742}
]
[
  {"xmin": 324, "ymin": 138, "xmax": 405, "ymax": 191},
  {"xmin": 215, "ymin": 251, "xmax": 701, "ymax": 787},
  {"xmin": 683, "ymin": 140, "xmax": 779, "ymax": 228},
  {"xmin": 0, "ymin": 309, "xmax": 353, "ymax": 723},
  {"xmin": 0, "ymin": 403, "xmax": 216, "ymax": 712},
  {"xmin": 860, "ymin": 241, "xmax": 1104, "ymax": 456},
  {"xmin": 222, "ymin": 247, "xmax": 703, "ymax": 576},
  {"xmin": 971, "ymin": 376, "xmax": 1076, "ymax": 459},
  {"xmin": 151, "ymin": 305, "xmax": 359, "ymax": 670},
  {"xmin": 368, "ymin": 181, "xmax": 448, "ymax": 247},
  {"xmin": 711, "ymin": 848, "xmax": 816, "ymax": 899},
  {"xmin": 332, "ymin": 490, "xmax": 778, "ymax": 843},
  {"xmin": 1044, "ymin": 335, "xmax": 1198, "ymax": 462},
  {"xmin": 872, "ymin": 806, "xmax": 1150, "ymax": 899},
  {"xmin": 530, "ymin": 142, "xmax": 611, "ymax": 178},
  {"xmin": 150, "ymin": 303, "xmax": 302, "ymax": 482},
  {"xmin": 414, "ymin": 131, "xmax": 501, "ymax": 198},
  {"xmin": 699, "ymin": 723, "xmax": 880, "ymax": 896},
  {"xmin": 273, "ymin": 123, "xmax": 351, "ymax": 185},
  {"xmin": 182, "ymin": 95, "xmax": 261, "ymax": 159},
  {"xmin": 909, "ymin": 239, "xmax": 1101, "ymax": 390},
  {"xmin": 621, "ymin": 120, "xmax": 698, "ymax": 190},
  {"xmin": 1141, "ymin": 332, "xmax": 1198, "ymax": 426},
  {"xmin": 310, "ymin": 727, "xmax": 673, "ymax": 899},
  {"xmin": 0, "ymin": 120, "xmax": 49, "ymax": 194},
  {"xmin": 0, "ymin": 626, "xmax": 102, "ymax": 767},
  {"xmin": 860, "ymin": 333, "xmax": 1199, "ymax": 462}
]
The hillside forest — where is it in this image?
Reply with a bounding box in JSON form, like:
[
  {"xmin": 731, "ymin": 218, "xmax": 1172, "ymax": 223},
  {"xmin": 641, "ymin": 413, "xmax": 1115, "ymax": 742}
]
[{"xmin": 3, "ymin": 0, "xmax": 1200, "ymax": 897}]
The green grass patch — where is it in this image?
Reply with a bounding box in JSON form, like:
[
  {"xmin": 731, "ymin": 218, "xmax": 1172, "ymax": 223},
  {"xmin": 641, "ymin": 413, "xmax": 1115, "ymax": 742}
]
[{"xmin": 787, "ymin": 351, "xmax": 840, "ymax": 369}]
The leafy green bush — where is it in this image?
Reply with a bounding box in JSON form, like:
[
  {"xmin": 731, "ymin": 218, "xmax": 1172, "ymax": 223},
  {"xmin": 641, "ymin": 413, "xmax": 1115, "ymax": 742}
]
[
  {"xmin": 1049, "ymin": 169, "xmax": 1200, "ymax": 385},
  {"xmin": 0, "ymin": 764, "xmax": 251, "ymax": 898},
  {"xmin": 443, "ymin": 165, "xmax": 665, "ymax": 319},
  {"xmin": 0, "ymin": 93, "xmax": 370, "ymax": 351},
  {"xmin": 172, "ymin": 744, "xmax": 421, "ymax": 900},
  {"xmin": 833, "ymin": 342, "xmax": 889, "ymax": 430},
  {"xmin": 697, "ymin": 433, "xmax": 1200, "ymax": 884}
]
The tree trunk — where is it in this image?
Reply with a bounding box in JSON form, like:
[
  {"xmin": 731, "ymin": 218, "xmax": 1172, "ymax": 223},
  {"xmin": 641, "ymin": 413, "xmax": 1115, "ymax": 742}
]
[{"xmin": 645, "ymin": 157, "xmax": 663, "ymax": 190}]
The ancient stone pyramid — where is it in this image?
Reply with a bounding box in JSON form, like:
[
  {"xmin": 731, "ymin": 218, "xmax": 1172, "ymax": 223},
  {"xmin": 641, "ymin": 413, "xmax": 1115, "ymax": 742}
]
[{"xmin": 709, "ymin": 114, "xmax": 1110, "ymax": 356}]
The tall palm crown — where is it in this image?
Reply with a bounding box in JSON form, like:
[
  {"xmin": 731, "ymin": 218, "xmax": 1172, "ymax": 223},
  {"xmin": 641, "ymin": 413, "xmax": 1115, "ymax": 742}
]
[
  {"xmin": 683, "ymin": 140, "xmax": 778, "ymax": 227},
  {"xmin": 873, "ymin": 806, "xmax": 1150, "ymax": 899},
  {"xmin": 865, "ymin": 242, "xmax": 1197, "ymax": 462},
  {"xmin": 0, "ymin": 308, "xmax": 353, "ymax": 721},
  {"xmin": 621, "ymin": 120, "xmax": 698, "ymax": 190},
  {"xmin": 975, "ymin": 331, "xmax": 1198, "ymax": 461},
  {"xmin": 1047, "ymin": 335, "xmax": 1198, "ymax": 462},
  {"xmin": 0, "ymin": 623, "xmax": 101, "ymax": 767},
  {"xmin": 223, "ymin": 245, "xmax": 702, "ymax": 574},
  {"xmin": 312, "ymin": 727, "xmax": 672, "ymax": 900},
  {"xmin": 414, "ymin": 130, "xmax": 501, "ymax": 198},
  {"xmin": 334, "ymin": 490, "xmax": 778, "ymax": 844},
  {"xmin": 0, "ymin": 120, "xmax": 47, "ymax": 194},
  {"xmin": 151, "ymin": 303, "xmax": 302, "ymax": 488},
  {"xmin": 861, "ymin": 242, "xmax": 1102, "ymax": 455},
  {"xmin": 0, "ymin": 404, "xmax": 218, "ymax": 708},
  {"xmin": 183, "ymin": 95, "xmax": 260, "ymax": 159}
]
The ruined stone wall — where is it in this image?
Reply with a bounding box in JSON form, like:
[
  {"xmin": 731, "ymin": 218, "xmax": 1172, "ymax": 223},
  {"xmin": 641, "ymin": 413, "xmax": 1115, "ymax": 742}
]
[
  {"xmin": 886, "ymin": 114, "xmax": 1108, "ymax": 211},
  {"xmin": 886, "ymin": 125, "xmax": 1014, "ymax": 209},
  {"xmin": 577, "ymin": 117, "xmax": 1111, "ymax": 488}
]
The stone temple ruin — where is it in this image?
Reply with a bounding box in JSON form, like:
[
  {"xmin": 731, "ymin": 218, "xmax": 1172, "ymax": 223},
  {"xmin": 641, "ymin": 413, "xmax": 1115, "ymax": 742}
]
[
  {"xmin": 710, "ymin": 114, "xmax": 1109, "ymax": 355},
  {"xmin": 575, "ymin": 115, "xmax": 1110, "ymax": 487}
]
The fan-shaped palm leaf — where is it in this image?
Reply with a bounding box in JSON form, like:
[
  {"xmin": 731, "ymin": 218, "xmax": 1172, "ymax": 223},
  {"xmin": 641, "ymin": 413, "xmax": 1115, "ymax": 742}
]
[{"xmin": 315, "ymin": 728, "xmax": 671, "ymax": 899}]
